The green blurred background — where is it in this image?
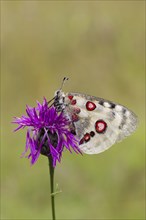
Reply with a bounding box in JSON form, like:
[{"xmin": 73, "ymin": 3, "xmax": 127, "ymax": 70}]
[{"xmin": 1, "ymin": 1, "xmax": 145, "ymax": 219}]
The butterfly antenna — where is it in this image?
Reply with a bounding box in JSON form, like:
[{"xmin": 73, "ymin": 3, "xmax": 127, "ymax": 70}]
[{"xmin": 60, "ymin": 77, "xmax": 69, "ymax": 90}]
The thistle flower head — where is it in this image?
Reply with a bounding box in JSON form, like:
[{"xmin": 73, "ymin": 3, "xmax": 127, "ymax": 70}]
[{"xmin": 13, "ymin": 98, "xmax": 81, "ymax": 167}]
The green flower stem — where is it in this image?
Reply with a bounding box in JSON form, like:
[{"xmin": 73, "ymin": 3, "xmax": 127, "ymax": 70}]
[{"xmin": 48, "ymin": 157, "xmax": 56, "ymax": 220}]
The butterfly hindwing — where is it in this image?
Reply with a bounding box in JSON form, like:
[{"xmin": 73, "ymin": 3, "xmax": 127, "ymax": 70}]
[{"xmin": 64, "ymin": 92, "xmax": 138, "ymax": 154}]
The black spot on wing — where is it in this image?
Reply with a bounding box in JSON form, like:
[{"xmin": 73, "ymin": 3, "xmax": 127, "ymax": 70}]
[
  {"xmin": 119, "ymin": 115, "xmax": 127, "ymax": 129},
  {"xmin": 98, "ymin": 100, "xmax": 104, "ymax": 106},
  {"xmin": 109, "ymin": 102, "xmax": 116, "ymax": 109},
  {"xmin": 122, "ymin": 108, "xmax": 126, "ymax": 114},
  {"xmin": 98, "ymin": 100, "xmax": 116, "ymax": 109}
]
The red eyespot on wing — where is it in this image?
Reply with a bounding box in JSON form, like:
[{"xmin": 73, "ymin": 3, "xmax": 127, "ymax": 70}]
[
  {"xmin": 72, "ymin": 114, "xmax": 79, "ymax": 122},
  {"xmin": 68, "ymin": 95, "xmax": 73, "ymax": 100},
  {"xmin": 71, "ymin": 99, "xmax": 76, "ymax": 105},
  {"xmin": 79, "ymin": 138, "xmax": 84, "ymax": 145},
  {"xmin": 84, "ymin": 133, "xmax": 90, "ymax": 142},
  {"xmin": 74, "ymin": 107, "xmax": 81, "ymax": 114},
  {"xmin": 95, "ymin": 120, "xmax": 107, "ymax": 133},
  {"xmin": 86, "ymin": 101, "xmax": 96, "ymax": 111}
]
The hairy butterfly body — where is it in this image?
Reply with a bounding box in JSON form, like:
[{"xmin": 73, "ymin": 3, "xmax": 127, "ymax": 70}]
[{"xmin": 53, "ymin": 78, "xmax": 138, "ymax": 154}]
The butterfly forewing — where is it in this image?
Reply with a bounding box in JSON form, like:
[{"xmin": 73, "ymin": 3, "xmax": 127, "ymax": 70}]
[{"xmin": 64, "ymin": 92, "xmax": 138, "ymax": 154}]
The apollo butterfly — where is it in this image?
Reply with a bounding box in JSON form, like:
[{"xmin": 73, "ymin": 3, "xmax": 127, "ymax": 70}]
[{"xmin": 52, "ymin": 77, "xmax": 138, "ymax": 154}]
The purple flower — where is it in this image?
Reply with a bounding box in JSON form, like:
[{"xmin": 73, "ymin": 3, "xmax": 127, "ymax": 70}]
[{"xmin": 13, "ymin": 98, "xmax": 81, "ymax": 167}]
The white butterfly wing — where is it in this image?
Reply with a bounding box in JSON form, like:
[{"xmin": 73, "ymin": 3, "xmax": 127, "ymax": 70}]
[{"xmin": 64, "ymin": 92, "xmax": 138, "ymax": 154}]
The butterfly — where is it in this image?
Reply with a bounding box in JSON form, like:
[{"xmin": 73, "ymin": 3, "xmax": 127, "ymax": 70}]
[{"xmin": 52, "ymin": 77, "xmax": 138, "ymax": 154}]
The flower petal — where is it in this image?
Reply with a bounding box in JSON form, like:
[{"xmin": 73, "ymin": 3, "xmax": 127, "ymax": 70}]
[{"xmin": 13, "ymin": 97, "xmax": 81, "ymax": 166}]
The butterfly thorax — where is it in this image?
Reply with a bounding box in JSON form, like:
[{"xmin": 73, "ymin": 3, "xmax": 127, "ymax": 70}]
[{"xmin": 54, "ymin": 90, "xmax": 66, "ymax": 112}]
